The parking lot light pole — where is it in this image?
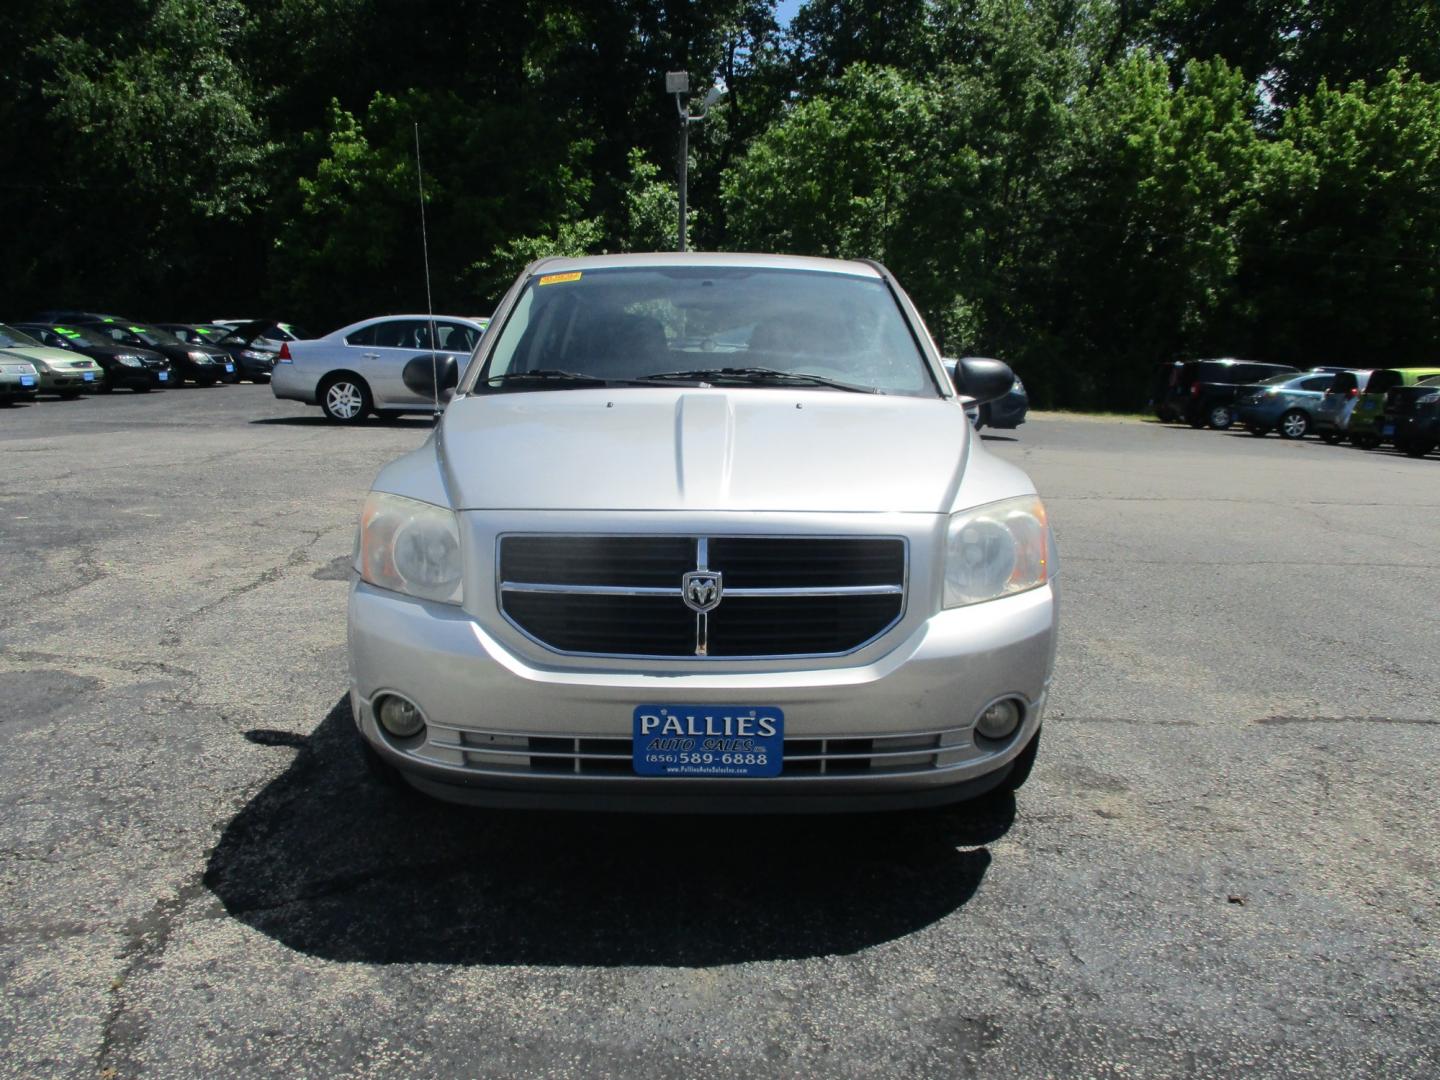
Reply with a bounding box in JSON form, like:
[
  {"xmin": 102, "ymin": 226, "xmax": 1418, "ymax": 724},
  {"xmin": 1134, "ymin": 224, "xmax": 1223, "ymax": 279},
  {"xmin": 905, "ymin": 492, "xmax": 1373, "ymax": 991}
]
[{"xmin": 666, "ymin": 72, "xmax": 725, "ymax": 252}]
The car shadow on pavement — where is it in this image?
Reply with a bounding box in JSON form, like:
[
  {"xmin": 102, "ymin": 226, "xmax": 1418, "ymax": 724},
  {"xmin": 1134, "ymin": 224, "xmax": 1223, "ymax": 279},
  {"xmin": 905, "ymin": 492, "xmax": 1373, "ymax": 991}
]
[{"xmin": 204, "ymin": 695, "xmax": 1012, "ymax": 967}]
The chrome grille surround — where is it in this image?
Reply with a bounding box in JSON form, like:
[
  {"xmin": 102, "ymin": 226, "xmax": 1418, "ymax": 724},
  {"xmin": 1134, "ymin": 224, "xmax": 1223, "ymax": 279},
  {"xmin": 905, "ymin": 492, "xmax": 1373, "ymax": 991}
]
[
  {"xmin": 420, "ymin": 721, "xmax": 985, "ymax": 779},
  {"xmin": 495, "ymin": 533, "xmax": 909, "ymax": 660}
]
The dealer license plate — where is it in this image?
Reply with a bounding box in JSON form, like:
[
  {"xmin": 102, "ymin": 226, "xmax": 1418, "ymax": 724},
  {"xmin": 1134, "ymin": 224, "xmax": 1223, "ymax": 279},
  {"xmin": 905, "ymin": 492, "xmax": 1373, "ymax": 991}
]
[
  {"xmin": 21, "ymin": 376, "xmax": 35, "ymax": 386},
  {"xmin": 82, "ymin": 371, "xmax": 95, "ymax": 381},
  {"xmin": 225, "ymin": 363, "xmax": 234, "ymax": 372},
  {"xmin": 158, "ymin": 372, "xmax": 168, "ymax": 381},
  {"xmin": 633, "ymin": 705, "xmax": 784, "ymax": 778},
  {"xmin": 1382, "ymin": 423, "xmax": 1395, "ymax": 436}
]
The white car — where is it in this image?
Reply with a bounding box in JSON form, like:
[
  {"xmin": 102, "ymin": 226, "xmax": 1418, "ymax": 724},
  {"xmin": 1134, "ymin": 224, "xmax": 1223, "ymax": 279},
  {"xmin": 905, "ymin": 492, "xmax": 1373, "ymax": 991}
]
[
  {"xmin": 346, "ymin": 253, "xmax": 1059, "ymax": 811},
  {"xmin": 271, "ymin": 314, "xmax": 488, "ymax": 422}
]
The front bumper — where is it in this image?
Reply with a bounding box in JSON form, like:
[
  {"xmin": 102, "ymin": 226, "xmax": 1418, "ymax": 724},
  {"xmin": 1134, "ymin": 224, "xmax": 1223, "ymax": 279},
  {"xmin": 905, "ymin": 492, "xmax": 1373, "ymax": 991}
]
[
  {"xmin": 348, "ymin": 575, "xmax": 1058, "ymax": 811},
  {"xmin": 38, "ymin": 369, "xmax": 100, "ymax": 393},
  {"xmin": 232, "ymin": 353, "xmax": 276, "ymax": 379},
  {"xmin": 1, "ymin": 375, "xmax": 39, "ymax": 399}
]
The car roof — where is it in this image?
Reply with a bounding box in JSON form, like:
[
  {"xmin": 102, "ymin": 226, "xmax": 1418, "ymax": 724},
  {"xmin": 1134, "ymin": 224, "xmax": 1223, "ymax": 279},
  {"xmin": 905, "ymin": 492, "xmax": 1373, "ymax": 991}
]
[{"xmin": 524, "ymin": 251, "xmax": 885, "ymax": 277}]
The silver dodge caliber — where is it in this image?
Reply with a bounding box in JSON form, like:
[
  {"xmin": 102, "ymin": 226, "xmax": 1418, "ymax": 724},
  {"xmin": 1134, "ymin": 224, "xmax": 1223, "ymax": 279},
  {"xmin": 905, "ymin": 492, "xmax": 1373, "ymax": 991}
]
[{"xmin": 348, "ymin": 253, "xmax": 1058, "ymax": 811}]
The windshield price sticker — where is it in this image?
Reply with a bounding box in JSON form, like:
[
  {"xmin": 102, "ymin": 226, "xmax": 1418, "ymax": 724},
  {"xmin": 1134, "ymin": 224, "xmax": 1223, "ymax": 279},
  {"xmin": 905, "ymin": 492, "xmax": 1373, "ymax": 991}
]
[
  {"xmin": 633, "ymin": 706, "xmax": 783, "ymax": 778},
  {"xmin": 537, "ymin": 271, "xmax": 582, "ymax": 286}
]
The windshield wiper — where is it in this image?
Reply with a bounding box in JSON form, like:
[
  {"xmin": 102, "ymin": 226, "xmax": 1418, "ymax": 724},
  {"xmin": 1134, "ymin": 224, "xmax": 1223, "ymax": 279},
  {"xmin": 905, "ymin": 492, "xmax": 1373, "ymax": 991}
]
[
  {"xmin": 635, "ymin": 367, "xmax": 879, "ymax": 394},
  {"xmin": 486, "ymin": 369, "xmax": 610, "ymax": 389}
]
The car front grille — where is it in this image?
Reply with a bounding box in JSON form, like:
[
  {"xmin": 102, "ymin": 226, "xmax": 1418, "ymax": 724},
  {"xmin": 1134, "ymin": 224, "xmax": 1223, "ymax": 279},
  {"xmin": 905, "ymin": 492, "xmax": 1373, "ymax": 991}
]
[
  {"xmin": 424, "ymin": 724, "xmax": 972, "ymax": 778},
  {"xmin": 497, "ymin": 534, "xmax": 906, "ymax": 658}
]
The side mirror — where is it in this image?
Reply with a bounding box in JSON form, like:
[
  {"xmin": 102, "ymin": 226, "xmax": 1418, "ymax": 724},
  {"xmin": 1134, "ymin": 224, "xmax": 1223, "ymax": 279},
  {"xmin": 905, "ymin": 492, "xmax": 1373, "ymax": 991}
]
[
  {"xmin": 402, "ymin": 353, "xmax": 459, "ymax": 402},
  {"xmin": 943, "ymin": 357, "xmax": 1014, "ymax": 404}
]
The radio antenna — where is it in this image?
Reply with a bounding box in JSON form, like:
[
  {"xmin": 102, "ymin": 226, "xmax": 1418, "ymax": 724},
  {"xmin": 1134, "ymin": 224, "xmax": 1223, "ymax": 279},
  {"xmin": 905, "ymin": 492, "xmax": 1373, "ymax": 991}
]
[{"xmin": 414, "ymin": 122, "xmax": 439, "ymax": 416}]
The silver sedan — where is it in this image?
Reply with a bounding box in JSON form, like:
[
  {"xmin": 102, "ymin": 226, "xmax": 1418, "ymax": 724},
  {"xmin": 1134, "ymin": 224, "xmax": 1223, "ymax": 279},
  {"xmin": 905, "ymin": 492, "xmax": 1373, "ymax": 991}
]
[{"xmin": 270, "ymin": 314, "xmax": 488, "ymax": 423}]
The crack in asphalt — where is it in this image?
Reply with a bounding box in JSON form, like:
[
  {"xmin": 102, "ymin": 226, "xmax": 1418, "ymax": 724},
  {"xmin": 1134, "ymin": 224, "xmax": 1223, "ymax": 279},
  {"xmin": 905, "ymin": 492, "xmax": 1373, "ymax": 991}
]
[
  {"xmin": 160, "ymin": 528, "xmax": 327, "ymax": 642},
  {"xmin": 1255, "ymin": 715, "xmax": 1440, "ymax": 727},
  {"xmin": 0, "ymin": 649, "xmax": 196, "ymax": 678},
  {"xmin": 96, "ymin": 878, "xmax": 214, "ymax": 1079}
]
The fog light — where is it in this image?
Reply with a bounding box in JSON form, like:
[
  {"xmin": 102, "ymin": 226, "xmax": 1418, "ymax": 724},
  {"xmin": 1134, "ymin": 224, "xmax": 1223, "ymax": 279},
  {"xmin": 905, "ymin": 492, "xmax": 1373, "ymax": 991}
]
[
  {"xmin": 976, "ymin": 698, "xmax": 1022, "ymax": 740},
  {"xmin": 377, "ymin": 695, "xmax": 425, "ymax": 738}
]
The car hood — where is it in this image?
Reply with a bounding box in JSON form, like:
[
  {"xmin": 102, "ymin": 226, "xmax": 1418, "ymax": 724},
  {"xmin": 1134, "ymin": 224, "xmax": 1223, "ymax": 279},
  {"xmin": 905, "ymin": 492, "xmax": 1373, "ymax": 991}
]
[
  {"xmin": 435, "ymin": 388, "xmax": 969, "ymax": 513},
  {"xmin": 0, "ymin": 345, "xmax": 93, "ymax": 368}
]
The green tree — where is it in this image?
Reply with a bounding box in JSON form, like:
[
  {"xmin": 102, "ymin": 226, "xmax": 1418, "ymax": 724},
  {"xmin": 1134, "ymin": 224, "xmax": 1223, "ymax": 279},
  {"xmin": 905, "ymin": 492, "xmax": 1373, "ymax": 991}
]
[
  {"xmin": 1026, "ymin": 55, "xmax": 1264, "ymax": 406},
  {"xmin": 1241, "ymin": 68, "xmax": 1440, "ymax": 364}
]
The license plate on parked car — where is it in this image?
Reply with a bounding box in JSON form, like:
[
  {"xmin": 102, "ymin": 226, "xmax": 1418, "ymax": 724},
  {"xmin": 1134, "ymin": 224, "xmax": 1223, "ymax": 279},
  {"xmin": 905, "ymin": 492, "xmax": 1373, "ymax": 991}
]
[
  {"xmin": 632, "ymin": 705, "xmax": 784, "ymax": 777},
  {"xmin": 21, "ymin": 376, "xmax": 35, "ymax": 386},
  {"xmin": 158, "ymin": 372, "xmax": 168, "ymax": 381},
  {"xmin": 83, "ymin": 371, "xmax": 94, "ymax": 381},
  {"xmin": 225, "ymin": 364, "xmax": 234, "ymax": 372},
  {"xmin": 1382, "ymin": 423, "xmax": 1395, "ymax": 436}
]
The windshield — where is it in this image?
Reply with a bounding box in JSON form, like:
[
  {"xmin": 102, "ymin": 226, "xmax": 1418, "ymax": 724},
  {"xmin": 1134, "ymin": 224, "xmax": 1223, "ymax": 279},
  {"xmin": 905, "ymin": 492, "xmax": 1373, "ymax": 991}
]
[
  {"xmin": 115, "ymin": 323, "xmax": 181, "ymax": 346},
  {"xmin": 0, "ymin": 324, "xmax": 43, "ymax": 349},
  {"xmin": 476, "ymin": 266, "xmax": 937, "ymax": 396},
  {"xmin": 50, "ymin": 324, "xmax": 117, "ymax": 347}
]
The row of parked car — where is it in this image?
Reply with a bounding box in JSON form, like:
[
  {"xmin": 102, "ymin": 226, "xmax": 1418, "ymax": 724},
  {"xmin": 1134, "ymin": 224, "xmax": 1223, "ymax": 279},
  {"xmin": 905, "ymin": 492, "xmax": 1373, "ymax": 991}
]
[
  {"xmin": 0, "ymin": 312, "xmax": 307, "ymax": 404},
  {"xmin": 1151, "ymin": 358, "xmax": 1440, "ymax": 458}
]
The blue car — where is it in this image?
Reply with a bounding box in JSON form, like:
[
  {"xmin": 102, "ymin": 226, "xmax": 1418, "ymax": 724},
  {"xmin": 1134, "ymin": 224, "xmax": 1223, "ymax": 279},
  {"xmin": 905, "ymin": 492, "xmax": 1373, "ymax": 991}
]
[{"xmin": 1232, "ymin": 371, "xmax": 1341, "ymax": 439}]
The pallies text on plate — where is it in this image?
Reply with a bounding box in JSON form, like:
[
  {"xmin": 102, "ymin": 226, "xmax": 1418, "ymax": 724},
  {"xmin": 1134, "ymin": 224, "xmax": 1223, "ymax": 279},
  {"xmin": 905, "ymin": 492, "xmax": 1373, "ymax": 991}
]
[{"xmin": 637, "ymin": 712, "xmax": 779, "ymax": 738}]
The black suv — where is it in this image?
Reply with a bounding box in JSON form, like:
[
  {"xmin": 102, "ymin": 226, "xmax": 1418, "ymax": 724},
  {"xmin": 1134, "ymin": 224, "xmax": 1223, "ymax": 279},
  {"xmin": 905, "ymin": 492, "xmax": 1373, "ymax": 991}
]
[
  {"xmin": 1386, "ymin": 376, "xmax": 1440, "ymax": 458},
  {"xmin": 1165, "ymin": 359, "xmax": 1301, "ymax": 430}
]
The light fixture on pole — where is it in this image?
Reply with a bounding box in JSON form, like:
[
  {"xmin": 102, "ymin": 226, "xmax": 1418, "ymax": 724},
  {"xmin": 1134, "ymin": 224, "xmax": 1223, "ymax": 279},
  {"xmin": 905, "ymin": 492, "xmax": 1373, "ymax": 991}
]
[{"xmin": 666, "ymin": 71, "xmax": 726, "ymax": 252}]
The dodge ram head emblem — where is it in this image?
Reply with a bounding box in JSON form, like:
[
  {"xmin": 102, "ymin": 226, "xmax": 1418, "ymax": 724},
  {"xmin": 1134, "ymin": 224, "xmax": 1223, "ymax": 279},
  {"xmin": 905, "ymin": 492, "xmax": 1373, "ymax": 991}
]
[{"xmin": 681, "ymin": 570, "xmax": 723, "ymax": 613}]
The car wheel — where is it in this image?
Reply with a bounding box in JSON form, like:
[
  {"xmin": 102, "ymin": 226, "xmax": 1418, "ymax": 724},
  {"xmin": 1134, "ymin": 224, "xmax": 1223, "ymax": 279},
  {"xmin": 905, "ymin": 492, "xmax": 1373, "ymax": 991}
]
[
  {"xmin": 1247, "ymin": 425, "xmax": 1269, "ymax": 437},
  {"xmin": 1207, "ymin": 405, "xmax": 1234, "ymax": 430},
  {"xmin": 1402, "ymin": 440, "xmax": 1434, "ymax": 458},
  {"xmin": 1319, "ymin": 432, "xmax": 1341, "ymax": 445},
  {"xmin": 999, "ymin": 726, "xmax": 1041, "ymax": 793},
  {"xmin": 1278, "ymin": 409, "xmax": 1310, "ymax": 439},
  {"xmin": 320, "ymin": 375, "xmax": 373, "ymax": 424}
]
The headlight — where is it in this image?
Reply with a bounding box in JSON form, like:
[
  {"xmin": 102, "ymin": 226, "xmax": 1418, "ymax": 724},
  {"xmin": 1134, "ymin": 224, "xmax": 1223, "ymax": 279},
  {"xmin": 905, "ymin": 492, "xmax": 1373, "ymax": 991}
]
[
  {"xmin": 1417, "ymin": 391, "xmax": 1440, "ymax": 406},
  {"xmin": 240, "ymin": 349, "xmax": 272, "ymax": 361},
  {"xmin": 354, "ymin": 492, "xmax": 463, "ymax": 604},
  {"xmin": 943, "ymin": 494, "xmax": 1055, "ymax": 608},
  {"xmin": 187, "ymin": 350, "xmax": 212, "ymax": 363},
  {"xmin": 117, "ymin": 355, "xmax": 143, "ymax": 367}
]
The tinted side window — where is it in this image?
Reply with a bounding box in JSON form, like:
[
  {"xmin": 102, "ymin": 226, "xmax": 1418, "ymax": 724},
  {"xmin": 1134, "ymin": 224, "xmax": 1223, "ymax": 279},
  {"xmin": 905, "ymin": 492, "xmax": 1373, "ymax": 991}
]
[
  {"xmin": 438, "ymin": 322, "xmax": 478, "ymax": 352},
  {"xmin": 370, "ymin": 320, "xmax": 428, "ymax": 348},
  {"xmin": 1329, "ymin": 372, "xmax": 1356, "ymax": 395},
  {"xmin": 1368, "ymin": 371, "xmax": 1402, "ymax": 394},
  {"xmin": 1301, "ymin": 376, "xmax": 1334, "ymax": 392},
  {"xmin": 344, "ymin": 324, "xmax": 376, "ymax": 347}
]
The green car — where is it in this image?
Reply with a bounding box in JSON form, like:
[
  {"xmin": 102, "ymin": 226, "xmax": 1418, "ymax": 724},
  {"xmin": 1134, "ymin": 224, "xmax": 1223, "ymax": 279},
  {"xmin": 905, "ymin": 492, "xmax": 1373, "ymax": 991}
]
[
  {"xmin": 0, "ymin": 357, "xmax": 40, "ymax": 404},
  {"xmin": 0, "ymin": 323, "xmax": 103, "ymax": 398},
  {"xmin": 1348, "ymin": 367, "xmax": 1440, "ymax": 449}
]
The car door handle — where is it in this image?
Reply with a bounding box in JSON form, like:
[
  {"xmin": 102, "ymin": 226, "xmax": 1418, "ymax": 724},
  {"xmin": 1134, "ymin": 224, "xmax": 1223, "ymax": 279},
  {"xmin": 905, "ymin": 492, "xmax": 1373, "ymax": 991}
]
[{"xmin": 362, "ymin": 352, "xmax": 380, "ymax": 359}]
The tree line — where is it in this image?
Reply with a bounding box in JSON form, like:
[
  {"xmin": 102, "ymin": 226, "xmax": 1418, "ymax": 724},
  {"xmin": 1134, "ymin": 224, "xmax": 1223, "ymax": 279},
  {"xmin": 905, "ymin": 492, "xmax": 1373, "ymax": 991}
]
[{"xmin": 3, "ymin": 1, "xmax": 1437, "ymax": 407}]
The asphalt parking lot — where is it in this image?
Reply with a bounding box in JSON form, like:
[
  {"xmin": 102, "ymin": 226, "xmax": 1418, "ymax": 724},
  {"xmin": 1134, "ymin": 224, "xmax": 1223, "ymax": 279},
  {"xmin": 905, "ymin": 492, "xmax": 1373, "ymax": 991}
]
[{"xmin": 2, "ymin": 385, "xmax": 1437, "ymax": 1078}]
